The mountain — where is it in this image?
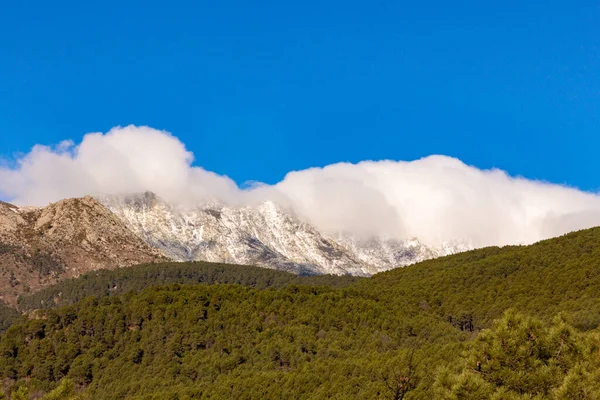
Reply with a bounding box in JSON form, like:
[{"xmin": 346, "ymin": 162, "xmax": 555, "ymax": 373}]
[
  {"xmin": 3, "ymin": 227, "xmax": 600, "ymax": 399},
  {"xmin": 0, "ymin": 196, "xmax": 164, "ymax": 305},
  {"xmin": 0, "ymin": 191, "xmax": 468, "ymax": 307},
  {"xmin": 98, "ymin": 192, "xmax": 469, "ymax": 275}
]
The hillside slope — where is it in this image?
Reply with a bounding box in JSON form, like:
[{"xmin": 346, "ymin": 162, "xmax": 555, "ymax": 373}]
[
  {"xmin": 369, "ymin": 226, "xmax": 600, "ymax": 329},
  {"xmin": 0, "ymin": 197, "xmax": 164, "ymax": 305}
]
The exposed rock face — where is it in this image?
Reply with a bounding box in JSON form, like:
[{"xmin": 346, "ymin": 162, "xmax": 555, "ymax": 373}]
[
  {"xmin": 0, "ymin": 197, "xmax": 164, "ymax": 305},
  {"xmin": 98, "ymin": 192, "xmax": 470, "ymax": 276}
]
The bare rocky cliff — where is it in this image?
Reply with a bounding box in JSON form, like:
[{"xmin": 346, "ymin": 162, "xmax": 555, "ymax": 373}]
[{"xmin": 0, "ymin": 196, "xmax": 164, "ymax": 305}]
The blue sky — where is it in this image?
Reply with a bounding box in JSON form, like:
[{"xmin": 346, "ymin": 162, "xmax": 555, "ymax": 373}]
[{"xmin": 1, "ymin": 0, "xmax": 599, "ymax": 190}]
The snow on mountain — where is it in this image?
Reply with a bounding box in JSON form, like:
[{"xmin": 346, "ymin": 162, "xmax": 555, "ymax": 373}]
[{"xmin": 97, "ymin": 192, "xmax": 471, "ymax": 276}]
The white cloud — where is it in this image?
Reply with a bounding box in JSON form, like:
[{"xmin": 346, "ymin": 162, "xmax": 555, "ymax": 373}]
[{"xmin": 2, "ymin": 125, "xmax": 600, "ymax": 248}]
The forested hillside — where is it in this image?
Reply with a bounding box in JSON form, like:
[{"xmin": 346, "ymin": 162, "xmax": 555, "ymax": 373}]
[
  {"xmin": 0, "ymin": 303, "xmax": 19, "ymax": 333},
  {"xmin": 17, "ymin": 261, "xmax": 362, "ymax": 312},
  {"xmin": 2, "ymin": 228, "xmax": 600, "ymax": 398},
  {"xmin": 369, "ymin": 226, "xmax": 600, "ymax": 329}
]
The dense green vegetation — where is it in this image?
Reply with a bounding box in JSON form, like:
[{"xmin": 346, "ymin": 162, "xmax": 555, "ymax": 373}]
[
  {"xmin": 435, "ymin": 310, "xmax": 600, "ymax": 399},
  {"xmin": 2, "ymin": 283, "xmax": 464, "ymax": 399},
  {"xmin": 16, "ymin": 261, "xmax": 361, "ymax": 312},
  {"xmin": 369, "ymin": 227, "xmax": 600, "ymax": 330},
  {"xmin": 2, "ymin": 227, "xmax": 600, "ymax": 398},
  {"xmin": 0, "ymin": 303, "xmax": 19, "ymax": 333}
]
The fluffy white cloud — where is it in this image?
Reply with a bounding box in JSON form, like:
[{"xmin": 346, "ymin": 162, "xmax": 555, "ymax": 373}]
[
  {"xmin": 2, "ymin": 125, "xmax": 600, "ymax": 248},
  {"xmin": 0, "ymin": 126, "xmax": 241, "ymax": 207}
]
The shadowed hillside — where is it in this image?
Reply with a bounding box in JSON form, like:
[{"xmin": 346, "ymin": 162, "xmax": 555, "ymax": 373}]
[{"xmin": 17, "ymin": 261, "xmax": 362, "ymax": 312}]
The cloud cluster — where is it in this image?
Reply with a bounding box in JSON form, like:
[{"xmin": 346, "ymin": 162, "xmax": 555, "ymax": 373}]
[{"xmin": 2, "ymin": 125, "xmax": 600, "ymax": 248}]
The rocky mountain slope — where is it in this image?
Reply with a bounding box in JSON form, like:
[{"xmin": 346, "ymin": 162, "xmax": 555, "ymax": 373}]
[
  {"xmin": 98, "ymin": 192, "xmax": 469, "ymax": 275},
  {"xmin": 0, "ymin": 197, "xmax": 164, "ymax": 305}
]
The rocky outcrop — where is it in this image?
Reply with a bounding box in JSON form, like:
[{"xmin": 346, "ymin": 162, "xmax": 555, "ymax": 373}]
[{"xmin": 0, "ymin": 197, "xmax": 164, "ymax": 305}]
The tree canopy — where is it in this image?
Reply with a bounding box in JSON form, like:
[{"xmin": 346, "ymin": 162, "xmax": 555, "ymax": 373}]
[{"xmin": 3, "ymin": 227, "xmax": 600, "ymax": 398}]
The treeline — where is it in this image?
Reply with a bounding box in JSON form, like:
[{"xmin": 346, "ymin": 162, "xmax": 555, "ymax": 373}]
[{"xmin": 17, "ymin": 261, "xmax": 362, "ymax": 312}]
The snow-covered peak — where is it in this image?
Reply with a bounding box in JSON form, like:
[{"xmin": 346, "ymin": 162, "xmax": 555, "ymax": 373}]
[{"xmin": 97, "ymin": 193, "xmax": 471, "ymax": 275}]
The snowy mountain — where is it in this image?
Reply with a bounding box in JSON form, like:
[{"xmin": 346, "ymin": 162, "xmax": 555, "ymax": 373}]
[{"xmin": 98, "ymin": 192, "xmax": 470, "ymax": 275}]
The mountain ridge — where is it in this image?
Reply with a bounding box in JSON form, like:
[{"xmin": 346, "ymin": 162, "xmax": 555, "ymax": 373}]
[
  {"xmin": 97, "ymin": 191, "xmax": 471, "ymax": 275},
  {"xmin": 0, "ymin": 192, "xmax": 469, "ymax": 305}
]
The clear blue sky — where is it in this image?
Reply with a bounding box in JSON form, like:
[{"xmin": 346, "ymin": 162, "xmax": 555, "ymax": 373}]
[{"xmin": 1, "ymin": 1, "xmax": 599, "ymax": 189}]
